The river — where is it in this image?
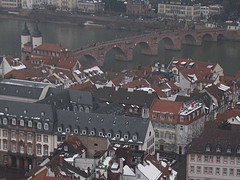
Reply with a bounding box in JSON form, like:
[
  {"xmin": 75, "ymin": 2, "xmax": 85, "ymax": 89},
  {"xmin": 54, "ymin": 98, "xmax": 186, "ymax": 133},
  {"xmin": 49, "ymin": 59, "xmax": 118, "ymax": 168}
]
[{"xmin": 0, "ymin": 19, "xmax": 240, "ymax": 75}]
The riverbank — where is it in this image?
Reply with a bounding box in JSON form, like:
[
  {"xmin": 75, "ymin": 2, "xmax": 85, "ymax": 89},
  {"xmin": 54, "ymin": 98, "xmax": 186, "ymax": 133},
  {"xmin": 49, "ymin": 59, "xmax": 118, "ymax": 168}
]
[{"xmin": 0, "ymin": 9, "xmax": 184, "ymax": 32}]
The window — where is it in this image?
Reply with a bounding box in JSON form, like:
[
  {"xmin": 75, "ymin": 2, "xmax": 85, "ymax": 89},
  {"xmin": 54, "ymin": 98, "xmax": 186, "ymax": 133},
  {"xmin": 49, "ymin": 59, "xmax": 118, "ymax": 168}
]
[
  {"xmin": 74, "ymin": 129, "xmax": 78, "ymax": 134},
  {"xmin": 204, "ymin": 156, "xmax": 208, "ymax": 162},
  {"xmin": 160, "ymin": 115, "xmax": 165, "ymax": 120},
  {"xmin": 168, "ymin": 116, "xmax": 173, "ymax": 121},
  {"xmin": 44, "ymin": 123, "xmax": 49, "ymax": 130},
  {"xmin": 44, "ymin": 146, "xmax": 48, "ymax": 156},
  {"xmin": 107, "ymin": 133, "xmax": 111, "ymax": 138},
  {"xmin": 216, "ymin": 144, "xmax": 221, "ymax": 152},
  {"xmin": 216, "ymin": 156, "xmax": 220, "ymax": 163},
  {"xmin": 66, "ymin": 128, "xmax": 70, "ymax": 133},
  {"xmin": 116, "ymin": 134, "xmax": 120, "ymax": 138},
  {"xmin": 64, "ymin": 146, "xmax": 68, "ymax": 151},
  {"xmin": 82, "ymin": 130, "xmax": 86, "ymax": 135},
  {"xmin": 3, "ymin": 118, "xmax": 7, "ymax": 125},
  {"xmin": 58, "ymin": 127, "xmax": 62, "ymax": 132},
  {"xmin": 3, "ymin": 140, "xmax": 7, "ymax": 150},
  {"xmin": 238, "ymin": 157, "xmax": 240, "ymax": 164},
  {"xmin": 180, "ymin": 116, "xmax": 184, "ymax": 122},
  {"xmin": 12, "ymin": 142, "xmax": 16, "ymax": 152},
  {"xmin": 37, "ymin": 145, "xmax": 42, "ymax": 155},
  {"xmin": 209, "ymin": 156, "xmax": 213, "ymax": 163},
  {"xmin": 28, "ymin": 121, "xmax": 32, "ymax": 127},
  {"xmin": 20, "ymin": 144, "xmax": 24, "ymax": 154},
  {"xmin": 197, "ymin": 166, "xmax": 201, "ymax": 173},
  {"xmin": 133, "ymin": 135, "xmax": 137, "ymax": 140},
  {"xmin": 90, "ymin": 131, "xmax": 95, "ymax": 136},
  {"xmin": 44, "ymin": 135, "xmax": 48, "ymax": 143},
  {"xmin": 20, "ymin": 120, "xmax": 24, "ymax": 126},
  {"xmin": 224, "ymin": 156, "xmax": 228, "ymax": 163},
  {"xmin": 209, "ymin": 167, "xmax": 213, "ymax": 174},
  {"xmin": 28, "ymin": 133, "xmax": 32, "ymax": 141},
  {"xmin": 37, "ymin": 122, "xmax": 42, "ymax": 129},
  {"xmin": 205, "ymin": 144, "xmax": 211, "ymax": 152},
  {"xmin": 124, "ymin": 135, "xmax": 128, "ymax": 140},
  {"xmin": 3, "ymin": 130, "xmax": 7, "ymax": 137},
  {"xmin": 28, "ymin": 145, "xmax": 32, "ymax": 154},
  {"xmin": 190, "ymin": 166, "xmax": 194, "ymax": 173},
  {"xmin": 216, "ymin": 168, "xmax": 220, "ymax": 175},
  {"xmin": 204, "ymin": 167, "xmax": 208, "ymax": 174},
  {"xmin": 237, "ymin": 169, "xmax": 240, "ymax": 176},
  {"xmin": 223, "ymin": 168, "xmax": 227, "ymax": 175},
  {"xmin": 190, "ymin": 154, "xmax": 195, "ymax": 161},
  {"xmin": 230, "ymin": 157, "xmax": 235, "ymax": 164},
  {"xmin": 230, "ymin": 168, "xmax": 234, "ymax": 176},
  {"xmin": 12, "ymin": 118, "xmax": 16, "ymax": 125},
  {"xmin": 197, "ymin": 155, "xmax": 201, "ymax": 162},
  {"xmin": 11, "ymin": 131, "xmax": 16, "ymax": 139},
  {"xmin": 37, "ymin": 134, "xmax": 41, "ymax": 142},
  {"xmin": 4, "ymin": 155, "xmax": 7, "ymax": 163},
  {"xmin": 152, "ymin": 114, "xmax": 157, "ymax": 119},
  {"xmin": 99, "ymin": 132, "xmax": 103, "ymax": 136}
]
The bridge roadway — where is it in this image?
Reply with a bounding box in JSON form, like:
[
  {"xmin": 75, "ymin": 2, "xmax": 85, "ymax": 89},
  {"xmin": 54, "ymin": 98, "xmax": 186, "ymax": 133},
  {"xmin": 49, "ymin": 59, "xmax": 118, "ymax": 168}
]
[{"xmin": 72, "ymin": 28, "xmax": 240, "ymax": 66}]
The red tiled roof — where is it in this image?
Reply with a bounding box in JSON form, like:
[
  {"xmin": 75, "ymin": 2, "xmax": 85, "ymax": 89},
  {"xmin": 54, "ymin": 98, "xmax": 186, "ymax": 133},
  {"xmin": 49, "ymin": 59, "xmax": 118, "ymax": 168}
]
[
  {"xmin": 35, "ymin": 42, "xmax": 65, "ymax": 53},
  {"xmin": 68, "ymin": 80, "xmax": 97, "ymax": 92},
  {"xmin": 150, "ymin": 98, "xmax": 183, "ymax": 114},
  {"xmin": 215, "ymin": 110, "xmax": 240, "ymax": 123}
]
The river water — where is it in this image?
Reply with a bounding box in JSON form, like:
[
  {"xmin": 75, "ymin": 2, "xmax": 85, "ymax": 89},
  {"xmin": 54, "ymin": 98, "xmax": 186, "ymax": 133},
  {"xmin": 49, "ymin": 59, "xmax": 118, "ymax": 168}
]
[{"xmin": 0, "ymin": 19, "xmax": 240, "ymax": 75}]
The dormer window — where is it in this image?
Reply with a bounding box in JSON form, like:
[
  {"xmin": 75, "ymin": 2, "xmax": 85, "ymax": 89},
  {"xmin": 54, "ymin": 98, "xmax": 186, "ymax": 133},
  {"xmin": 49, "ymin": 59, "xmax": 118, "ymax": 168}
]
[
  {"xmin": 28, "ymin": 120, "xmax": 32, "ymax": 127},
  {"xmin": 66, "ymin": 128, "xmax": 70, "ymax": 133},
  {"xmin": 12, "ymin": 118, "xmax": 16, "ymax": 125},
  {"xmin": 124, "ymin": 134, "xmax": 128, "ymax": 140},
  {"xmin": 74, "ymin": 129, "xmax": 78, "ymax": 134},
  {"xmin": 107, "ymin": 132, "xmax": 111, "ymax": 138},
  {"xmin": 160, "ymin": 115, "xmax": 165, "ymax": 120},
  {"xmin": 168, "ymin": 116, "xmax": 173, "ymax": 121},
  {"xmin": 82, "ymin": 129, "xmax": 87, "ymax": 135},
  {"xmin": 44, "ymin": 123, "xmax": 49, "ymax": 130},
  {"xmin": 205, "ymin": 143, "xmax": 211, "ymax": 152},
  {"xmin": 37, "ymin": 122, "xmax": 42, "ymax": 129},
  {"xmin": 24, "ymin": 110, "xmax": 27, "ymax": 114},
  {"xmin": 133, "ymin": 135, "xmax": 138, "ymax": 141},
  {"xmin": 58, "ymin": 127, "xmax": 62, "ymax": 132},
  {"xmin": 237, "ymin": 145, "xmax": 240, "ymax": 154},
  {"xmin": 20, "ymin": 119, "xmax": 24, "ymax": 126},
  {"xmin": 90, "ymin": 130, "xmax": 95, "ymax": 136},
  {"xmin": 180, "ymin": 116, "xmax": 184, "ymax": 122},
  {"xmin": 116, "ymin": 133, "xmax": 120, "ymax": 139},
  {"xmin": 99, "ymin": 131, "xmax": 104, "ymax": 136},
  {"xmin": 226, "ymin": 144, "xmax": 232, "ymax": 153},
  {"xmin": 216, "ymin": 144, "xmax": 222, "ymax": 152},
  {"xmin": 3, "ymin": 118, "xmax": 7, "ymax": 125},
  {"xmin": 41, "ymin": 112, "xmax": 45, "ymax": 116}
]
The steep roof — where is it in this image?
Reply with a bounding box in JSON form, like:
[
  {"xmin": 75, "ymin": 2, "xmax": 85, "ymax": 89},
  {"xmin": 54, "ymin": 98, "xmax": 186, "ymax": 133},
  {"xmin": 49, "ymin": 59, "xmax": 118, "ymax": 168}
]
[
  {"xmin": 0, "ymin": 100, "xmax": 55, "ymax": 134},
  {"xmin": 56, "ymin": 110, "xmax": 150, "ymax": 144},
  {"xmin": 186, "ymin": 122, "xmax": 240, "ymax": 156},
  {"xmin": 93, "ymin": 87, "xmax": 157, "ymax": 107}
]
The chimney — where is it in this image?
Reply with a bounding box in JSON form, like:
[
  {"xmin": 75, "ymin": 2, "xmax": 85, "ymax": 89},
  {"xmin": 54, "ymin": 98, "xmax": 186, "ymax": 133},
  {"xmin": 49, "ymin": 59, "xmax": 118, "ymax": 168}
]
[
  {"xmin": 87, "ymin": 167, "xmax": 91, "ymax": 176},
  {"xmin": 119, "ymin": 158, "xmax": 123, "ymax": 173},
  {"xmin": 148, "ymin": 89, "xmax": 153, "ymax": 94}
]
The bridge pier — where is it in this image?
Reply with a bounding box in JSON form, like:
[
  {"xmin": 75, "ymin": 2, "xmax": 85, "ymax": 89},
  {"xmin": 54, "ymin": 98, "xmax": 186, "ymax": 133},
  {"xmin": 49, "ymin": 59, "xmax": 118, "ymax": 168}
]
[
  {"xmin": 165, "ymin": 41, "xmax": 181, "ymax": 51},
  {"xmin": 141, "ymin": 43, "xmax": 158, "ymax": 56}
]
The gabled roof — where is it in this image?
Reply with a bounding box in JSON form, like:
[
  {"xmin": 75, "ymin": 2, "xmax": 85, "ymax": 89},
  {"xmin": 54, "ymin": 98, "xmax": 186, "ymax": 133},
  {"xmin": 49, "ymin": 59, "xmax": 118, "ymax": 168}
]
[
  {"xmin": 67, "ymin": 81, "xmax": 97, "ymax": 92},
  {"xmin": 122, "ymin": 78, "xmax": 150, "ymax": 89}
]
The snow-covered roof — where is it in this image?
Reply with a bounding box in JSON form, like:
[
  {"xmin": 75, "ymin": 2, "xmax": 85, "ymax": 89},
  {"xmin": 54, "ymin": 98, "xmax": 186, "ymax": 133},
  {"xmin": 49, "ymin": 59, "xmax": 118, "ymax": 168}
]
[
  {"xmin": 83, "ymin": 66, "xmax": 103, "ymax": 74},
  {"xmin": 218, "ymin": 84, "xmax": 230, "ymax": 91},
  {"xmin": 188, "ymin": 62, "xmax": 194, "ymax": 66},
  {"xmin": 137, "ymin": 160, "xmax": 162, "ymax": 180},
  {"xmin": 207, "ymin": 65, "xmax": 213, "ymax": 68},
  {"xmin": 123, "ymin": 165, "xmax": 135, "ymax": 176},
  {"xmin": 180, "ymin": 61, "xmax": 187, "ymax": 65},
  {"xmin": 11, "ymin": 64, "xmax": 26, "ymax": 70},
  {"xmin": 172, "ymin": 61, "xmax": 178, "ymax": 64}
]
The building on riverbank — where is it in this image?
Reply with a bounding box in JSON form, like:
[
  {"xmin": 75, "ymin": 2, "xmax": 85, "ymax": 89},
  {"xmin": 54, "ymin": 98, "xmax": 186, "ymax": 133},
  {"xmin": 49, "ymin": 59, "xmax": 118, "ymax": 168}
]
[{"xmin": 158, "ymin": 0, "xmax": 201, "ymax": 20}]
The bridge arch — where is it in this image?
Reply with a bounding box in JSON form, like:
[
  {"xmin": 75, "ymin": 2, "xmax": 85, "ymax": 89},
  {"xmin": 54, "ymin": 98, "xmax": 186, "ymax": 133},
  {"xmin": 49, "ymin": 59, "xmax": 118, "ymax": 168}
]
[
  {"xmin": 134, "ymin": 41, "xmax": 152, "ymax": 55},
  {"xmin": 105, "ymin": 46, "xmax": 128, "ymax": 61},
  {"xmin": 217, "ymin": 34, "xmax": 224, "ymax": 41},
  {"xmin": 161, "ymin": 37, "xmax": 174, "ymax": 49},
  {"xmin": 182, "ymin": 34, "xmax": 197, "ymax": 45},
  {"xmin": 78, "ymin": 54, "xmax": 98, "ymax": 66},
  {"xmin": 202, "ymin": 33, "xmax": 213, "ymax": 41}
]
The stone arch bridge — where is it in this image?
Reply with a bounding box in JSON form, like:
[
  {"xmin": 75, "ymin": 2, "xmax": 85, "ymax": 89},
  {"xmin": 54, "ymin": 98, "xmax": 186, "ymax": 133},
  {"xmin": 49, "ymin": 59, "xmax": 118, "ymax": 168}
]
[{"xmin": 73, "ymin": 28, "xmax": 240, "ymax": 66}]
